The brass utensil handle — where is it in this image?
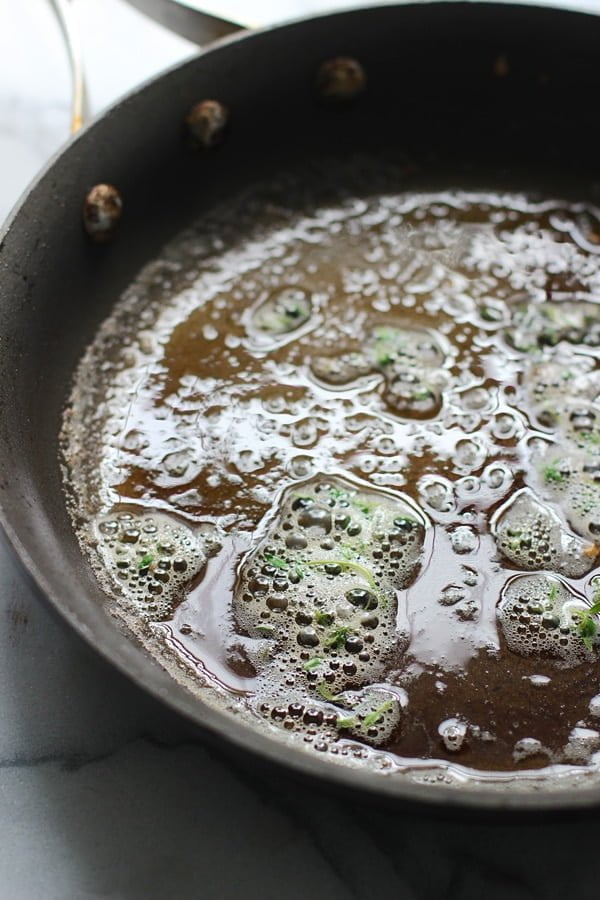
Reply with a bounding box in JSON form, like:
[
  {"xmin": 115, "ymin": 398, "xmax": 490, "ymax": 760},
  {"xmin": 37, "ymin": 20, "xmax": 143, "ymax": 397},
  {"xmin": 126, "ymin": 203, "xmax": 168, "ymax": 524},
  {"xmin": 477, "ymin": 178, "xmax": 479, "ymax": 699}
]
[
  {"xmin": 49, "ymin": 0, "xmax": 87, "ymax": 133},
  {"xmin": 50, "ymin": 0, "xmax": 242, "ymax": 135}
]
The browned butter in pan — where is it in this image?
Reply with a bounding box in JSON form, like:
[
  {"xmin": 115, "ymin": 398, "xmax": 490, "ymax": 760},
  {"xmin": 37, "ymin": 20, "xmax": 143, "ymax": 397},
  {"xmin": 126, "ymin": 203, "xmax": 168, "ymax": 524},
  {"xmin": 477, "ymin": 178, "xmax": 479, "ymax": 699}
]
[{"xmin": 63, "ymin": 164, "xmax": 600, "ymax": 778}]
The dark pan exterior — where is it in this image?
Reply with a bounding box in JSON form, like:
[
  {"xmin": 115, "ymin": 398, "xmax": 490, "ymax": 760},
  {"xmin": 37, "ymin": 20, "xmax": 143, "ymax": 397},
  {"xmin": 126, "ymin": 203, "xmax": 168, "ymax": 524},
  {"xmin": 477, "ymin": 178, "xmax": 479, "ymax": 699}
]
[{"xmin": 2, "ymin": 2, "xmax": 600, "ymax": 815}]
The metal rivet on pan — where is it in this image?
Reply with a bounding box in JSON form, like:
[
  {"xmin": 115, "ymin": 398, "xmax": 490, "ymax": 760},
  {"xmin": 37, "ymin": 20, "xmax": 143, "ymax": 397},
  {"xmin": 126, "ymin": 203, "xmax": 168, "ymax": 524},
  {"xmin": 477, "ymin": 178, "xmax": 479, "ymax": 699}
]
[
  {"xmin": 185, "ymin": 99, "xmax": 229, "ymax": 149},
  {"xmin": 493, "ymin": 55, "xmax": 509, "ymax": 78},
  {"xmin": 82, "ymin": 184, "xmax": 123, "ymax": 243},
  {"xmin": 316, "ymin": 57, "xmax": 366, "ymax": 101}
]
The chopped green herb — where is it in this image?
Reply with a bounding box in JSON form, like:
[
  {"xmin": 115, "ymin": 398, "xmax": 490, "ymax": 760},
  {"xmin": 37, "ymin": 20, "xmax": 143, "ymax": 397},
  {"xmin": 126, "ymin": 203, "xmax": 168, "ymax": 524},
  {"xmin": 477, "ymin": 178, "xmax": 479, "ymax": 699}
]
[
  {"xmin": 376, "ymin": 352, "xmax": 394, "ymax": 366},
  {"xmin": 328, "ymin": 486, "xmax": 350, "ymax": 501},
  {"xmin": 362, "ymin": 700, "xmax": 393, "ymax": 728},
  {"xmin": 316, "ymin": 682, "xmax": 339, "ymax": 702},
  {"xmin": 256, "ymin": 624, "xmax": 275, "ymax": 637},
  {"xmin": 547, "ymin": 582, "xmax": 558, "ymax": 603},
  {"xmin": 293, "ymin": 564, "xmax": 305, "ymax": 580},
  {"xmin": 578, "ymin": 431, "xmax": 600, "ymax": 446},
  {"xmin": 138, "ymin": 553, "xmax": 153, "ymax": 569},
  {"xmin": 542, "ymin": 463, "xmax": 565, "ymax": 485},
  {"xmin": 324, "ymin": 625, "xmax": 350, "ymax": 649},
  {"xmin": 411, "ymin": 388, "xmax": 431, "ymax": 402},
  {"xmin": 264, "ymin": 553, "xmax": 288, "ymax": 569},
  {"xmin": 336, "ymin": 715, "xmax": 358, "ymax": 730},
  {"xmin": 305, "ymin": 558, "xmax": 378, "ymax": 592},
  {"xmin": 314, "ymin": 610, "xmax": 334, "ymax": 626},
  {"xmin": 576, "ymin": 613, "xmax": 597, "ymax": 652},
  {"xmin": 303, "ymin": 656, "xmax": 324, "ymax": 672},
  {"xmin": 571, "ymin": 600, "xmax": 600, "ymax": 652}
]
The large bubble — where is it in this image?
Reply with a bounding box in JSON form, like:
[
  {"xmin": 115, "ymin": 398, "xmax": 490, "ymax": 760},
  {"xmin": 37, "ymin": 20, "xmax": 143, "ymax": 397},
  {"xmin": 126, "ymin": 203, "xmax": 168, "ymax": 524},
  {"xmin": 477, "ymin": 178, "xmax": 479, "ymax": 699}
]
[
  {"xmin": 234, "ymin": 474, "xmax": 428, "ymax": 746},
  {"xmin": 491, "ymin": 488, "xmax": 594, "ymax": 578},
  {"xmin": 310, "ymin": 324, "xmax": 448, "ymax": 419},
  {"xmin": 95, "ymin": 510, "xmax": 216, "ymax": 619},
  {"xmin": 497, "ymin": 573, "xmax": 598, "ymax": 666}
]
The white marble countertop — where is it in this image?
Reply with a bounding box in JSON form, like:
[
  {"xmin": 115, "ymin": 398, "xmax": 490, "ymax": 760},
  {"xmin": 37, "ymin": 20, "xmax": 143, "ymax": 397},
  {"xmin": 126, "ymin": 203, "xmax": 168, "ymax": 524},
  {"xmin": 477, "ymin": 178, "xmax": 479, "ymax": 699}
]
[{"xmin": 3, "ymin": 1, "xmax": 600, "ymax": 897}]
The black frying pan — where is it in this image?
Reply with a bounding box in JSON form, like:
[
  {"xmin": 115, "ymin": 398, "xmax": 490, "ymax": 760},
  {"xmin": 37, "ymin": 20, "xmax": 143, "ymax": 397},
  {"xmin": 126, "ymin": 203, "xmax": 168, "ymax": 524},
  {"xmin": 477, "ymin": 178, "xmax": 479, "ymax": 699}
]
[{"xmin": 2, "ymin": 1, "xmax": 600, "ymax": 816}]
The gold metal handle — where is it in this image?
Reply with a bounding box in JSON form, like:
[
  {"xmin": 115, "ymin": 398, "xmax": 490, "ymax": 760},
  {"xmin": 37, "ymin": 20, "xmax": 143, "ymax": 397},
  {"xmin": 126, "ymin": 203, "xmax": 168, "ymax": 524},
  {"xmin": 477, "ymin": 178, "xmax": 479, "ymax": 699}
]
[{"xmin": 49, "ymin": 0, "xmax": 87, "ymax": 133}]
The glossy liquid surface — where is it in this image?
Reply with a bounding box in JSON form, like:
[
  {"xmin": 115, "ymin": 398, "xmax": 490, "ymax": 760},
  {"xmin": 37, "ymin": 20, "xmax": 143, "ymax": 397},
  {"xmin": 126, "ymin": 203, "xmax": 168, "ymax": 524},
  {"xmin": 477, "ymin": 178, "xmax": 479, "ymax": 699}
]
[{"xmin": 63, "ymin": 166, "xmax": 600, "ymax": 777}]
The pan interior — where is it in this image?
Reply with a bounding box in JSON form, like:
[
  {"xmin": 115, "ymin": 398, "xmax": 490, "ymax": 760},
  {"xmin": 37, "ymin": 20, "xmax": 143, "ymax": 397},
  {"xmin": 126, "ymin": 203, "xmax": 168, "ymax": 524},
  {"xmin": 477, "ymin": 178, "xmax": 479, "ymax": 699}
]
[
  {"xmin": 5, "ymin": 3, "xmax": 600, "ymax": 809},
  {"xmin": 62, "ymin": 154, "xmax": 600, "ymax": 791}
]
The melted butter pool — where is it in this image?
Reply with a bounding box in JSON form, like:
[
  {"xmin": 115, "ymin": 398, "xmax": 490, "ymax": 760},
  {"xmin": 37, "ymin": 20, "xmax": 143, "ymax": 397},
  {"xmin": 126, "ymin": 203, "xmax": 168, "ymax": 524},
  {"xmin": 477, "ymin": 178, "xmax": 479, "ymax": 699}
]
[{"xmin": 62, "ymin": 167, "xmax": 600, "ymax": 779}]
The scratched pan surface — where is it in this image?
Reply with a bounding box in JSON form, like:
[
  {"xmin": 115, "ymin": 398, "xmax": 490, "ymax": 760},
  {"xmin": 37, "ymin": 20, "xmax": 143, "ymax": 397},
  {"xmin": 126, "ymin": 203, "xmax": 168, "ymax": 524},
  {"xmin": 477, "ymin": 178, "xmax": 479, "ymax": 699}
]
[{"xmin": 2, "ymin": 2, "xmax": 600, "ymax": 816}]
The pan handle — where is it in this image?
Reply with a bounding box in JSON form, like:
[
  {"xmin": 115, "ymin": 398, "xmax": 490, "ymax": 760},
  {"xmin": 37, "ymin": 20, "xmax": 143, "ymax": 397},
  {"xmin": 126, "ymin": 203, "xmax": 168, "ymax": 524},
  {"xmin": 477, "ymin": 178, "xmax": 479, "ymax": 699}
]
[
  {"xmin": 49, "ymin": 0, "xmax": 87, "ymax": 134},
  {"xmin": 123, "ymin": 0, "xmax": 243, "ymax": 45},
  {"xmin": 50, "ymin": 0, "xmax": 242, "ymax": 135}
]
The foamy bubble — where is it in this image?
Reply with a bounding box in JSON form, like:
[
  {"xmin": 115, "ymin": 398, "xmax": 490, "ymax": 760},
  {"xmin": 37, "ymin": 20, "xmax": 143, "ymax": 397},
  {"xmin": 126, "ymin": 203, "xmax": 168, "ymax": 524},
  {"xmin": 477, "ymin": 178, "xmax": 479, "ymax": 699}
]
[
  {"xmin": 491, "ymin": 488, "xmax": 594, "ymax": 578},
  {"xmin": 94, "ymin": 511, "xmax": 216, "ymax": 619},
  {"xmin": 248, "ymin": 286, "xmax": 313, "ymax": 346},
  {"xmin": 513, "ymin": 737, "xmax": 547, "ymax": 763},
  {"xmin": 235, "ymin": 474, "xmax": 427, "ymax": 747},
  {"xmin": 564, "ymin": 727, "xmax": 600, "ymax": 763},
  {"xmin": 497, "ymin": 573, "xmax": 597, "ymax": 666},
  {"xmin": 438, "ymin": 718, "xmax": 467, "ymax": 752}
]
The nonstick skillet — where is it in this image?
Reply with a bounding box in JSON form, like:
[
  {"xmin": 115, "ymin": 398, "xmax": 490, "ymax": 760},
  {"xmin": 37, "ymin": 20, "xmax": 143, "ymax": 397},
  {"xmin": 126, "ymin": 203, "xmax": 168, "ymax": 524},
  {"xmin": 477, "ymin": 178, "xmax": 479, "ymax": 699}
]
[{"xmin": 2, "ymin": 2, "xmax": 600, "ymax": 816}]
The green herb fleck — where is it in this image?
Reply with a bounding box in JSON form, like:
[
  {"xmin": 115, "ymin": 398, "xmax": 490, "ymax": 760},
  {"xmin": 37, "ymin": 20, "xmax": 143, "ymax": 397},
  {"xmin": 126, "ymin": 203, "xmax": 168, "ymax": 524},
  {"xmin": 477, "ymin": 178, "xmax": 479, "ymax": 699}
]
[
  {"xmin": 576, "ymin": 613, "xmax": 597, "ymax": 652},
  {"xmin": 303, "ymin": 656, "xmax": 324, "ymax": 672},
  {"xmin": 411, "ymin": 388, "xmax": 431, "ymax": 402},
  {"xmin": 571, "ymin": 600, "xmax": 600, "ymax": 652},
  {"xmin": 578, "ymin": 431, "xmax": 600, "ymax": 446},
  {"xmin": 306, "ymin": 558, "xmax": 378, "ymax": 592},
  {"xmin": 324, "ymin": 626, "xmax": 351, "ymax": 649},
  {"xmin": 138, "ymin": 553, "xmax": 153, "ymax": 569},
  {"xmin": 328, "ymin": 486, "xmax": 349, "ymax": 500},
  {"xmin": 264, "ymin": 553, "xmax": 288, "ymax": 569},
  {"xmin": 547, "ymin": 581, "xmax": 558, "ymax": 603},
  {"xmin": 376, "ymin": 352, "xmax": 394, "ymax": 366},
  {"xmin": 336, "ymin": 715, "xmax": 358, "ymax": 730},
  {"xmin": 362, "ymin": 700, "xmax": 393, "ymax": 728},
  {"xmin": 542, "ymin": 463, "xmax": 565, "ymax": 485},
  {"xmin": 316, "ymin": 682, "xmax": 339, "ymax": 702},
  {"xmin": 314, "ymin": 610, "xmax": 334, "ymax": 627}
]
